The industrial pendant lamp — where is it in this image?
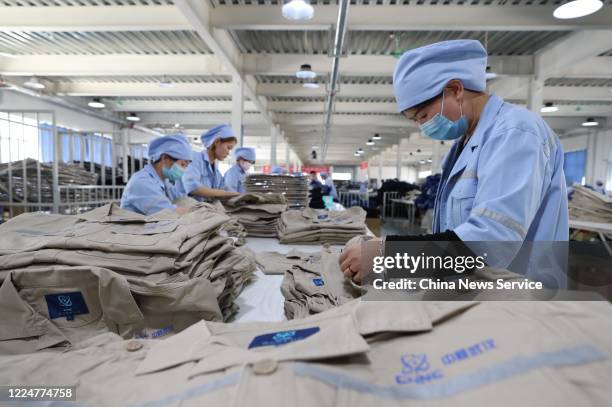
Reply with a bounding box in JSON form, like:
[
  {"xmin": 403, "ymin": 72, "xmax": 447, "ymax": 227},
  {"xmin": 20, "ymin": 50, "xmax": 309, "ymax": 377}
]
[
  {"xmin": 554, "ymin": 0, "xmax": 603, "ymax": 19},
  {"xmin": 296, "ymin": 64, "xmax": 316, "ymax": 79},
  {"xmin": 540, "ymin": 102, "xmax": 559, "ymax": 113},
  {"xmin": 282, "ymin": 0, "xmax": 314, "ymax": 21},
  {"xmin": 88, "ymin": 98, "xmax": 105, "ymax": 109},
  {"xmin": 582, "ymin": 117, "xmax": 599, "ymax": 127}
]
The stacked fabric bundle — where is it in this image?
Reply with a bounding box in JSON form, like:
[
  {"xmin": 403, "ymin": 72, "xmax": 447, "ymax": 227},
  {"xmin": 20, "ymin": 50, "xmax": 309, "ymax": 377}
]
[
  {"xmin": 2, "ymin": 300, "xmax": 612, "ymax": 406},
  {"xmin": 245, "ymin": 173, "xmax": 308, "ymax": 208},
  {"xmin": 277, "ymin": 206, "xmax": 367, "ymax": 244},
  {"xmin": 174, "ymin": 197, "xmax": 248, "ymax": 246},
  {"xmin": 0, "ymin": 158, "xmax": 99, "ymax": 203},
  {"xmin": 223, "ymin": 193, "xmax": 288, "ymax": 237},
  {"xmin": 569, "ymin": 184, "xmax": 612, "ymax": 222},
  {"xmin": 0, "ymin": 203, "xmax": 256, "ymax": 352},
  {"xmin": 280, "ymin": 246, "xmax": 365, "ymax": 319}
]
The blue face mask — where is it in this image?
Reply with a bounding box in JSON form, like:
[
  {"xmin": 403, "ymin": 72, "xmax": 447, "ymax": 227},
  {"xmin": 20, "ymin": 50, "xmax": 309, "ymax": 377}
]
[
  {"xmin": 419, "ymin": 92, "xmax": 468, "ymax": 141},
  {"xmin": 162, "ymin": 162, "xmax": 184, "ymax": 182}
]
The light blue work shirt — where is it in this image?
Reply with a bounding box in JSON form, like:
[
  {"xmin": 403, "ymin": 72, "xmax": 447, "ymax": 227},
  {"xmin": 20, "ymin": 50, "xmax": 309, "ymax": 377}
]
[
  {"xmin": 120, "ymin": 164, "xmax": 179, "ymax": 215},
  {"xmin": 432, "ymin": 94, "xmax": 569, "ymax": 283},
  {"xmin": 223, "ymin": 164, "xmax": 246, "ymax": 193},
  {"xmin": 176, "ymin": 150, "xmax": 225, "ymax": 201}
]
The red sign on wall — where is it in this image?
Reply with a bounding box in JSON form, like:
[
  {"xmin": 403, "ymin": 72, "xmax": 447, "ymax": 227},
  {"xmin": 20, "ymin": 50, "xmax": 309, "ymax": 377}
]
[
  {"xmin": 302, "ymin": 166, "xmax": 330, "ymax": 174},
  {"xmin": 359, "ymin": 162, "xmax": 369, "ymax": 170}
]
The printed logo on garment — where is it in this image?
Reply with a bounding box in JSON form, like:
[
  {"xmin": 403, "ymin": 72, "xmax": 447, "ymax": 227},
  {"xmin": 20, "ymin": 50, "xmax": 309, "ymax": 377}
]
[
  {"xmin": 312, "ymin": 278, "xmax": 325, "ymax": 286},
  {"xmin": 395, "ymin": 338, "xmax": 498, "ymax": 385},
  {"xmin": 45, "ymin": 291, "xmax": 90, "ymax": 321},
  {"xmin": 248, "ymin": 327, "xmax": 320, "ymax": 349},
  {"xmin": 395, "ymin": 353, "xmax": 443, "ymax": 385}
]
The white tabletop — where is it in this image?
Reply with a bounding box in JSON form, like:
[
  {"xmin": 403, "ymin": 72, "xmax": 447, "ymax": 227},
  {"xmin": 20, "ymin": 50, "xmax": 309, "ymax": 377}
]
[
  {"xmin": 233, "ymin": 237, "xmax": 340, "ymax": 322},
  {"xmin": 233, "ymin": 224, "xmax": 373, "ymax": 322}
]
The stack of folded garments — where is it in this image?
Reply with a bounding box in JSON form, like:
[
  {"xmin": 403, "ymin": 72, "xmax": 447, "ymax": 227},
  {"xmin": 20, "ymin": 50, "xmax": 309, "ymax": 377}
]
[
  {"xmin": 0, "ymin": 158, "xmax": 99, "ymax": 203},
  {"xmin": 569, "ymin": 184, "xmax": 612, "ymax": 222},
  {"xmin": 280, "ymin": 246, "xmax": 365, "ymax": 319},
  {"xmin": 174, "ymin": 197, "xmax": 248, "ymax": 246},
  {"xmin": 4, "ymin": 300, "xmax": 612, "ymax": 406},
  {"xmin": 245, "ymin": 174, "xmax": 308, "ymax": 208},
  {"xmin": 277, "ymin": 206, "xmax": 367, "ymax": 244},
  {"xmin": 0, "ymin": 203, "xmax": 256, "ymax": 352},
  {"xmin": 223, "ymin": 193, "xmax": 288, "ymax": 237}
]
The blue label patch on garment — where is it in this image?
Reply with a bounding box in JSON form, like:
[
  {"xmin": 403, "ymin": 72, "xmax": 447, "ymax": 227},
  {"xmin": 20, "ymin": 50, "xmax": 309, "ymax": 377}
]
[
  {"xmin": 313, "ymin": 278, "xmax": 325, "ymax": 286},
  {"xmin": 317, "ymin": 214, "xmax": 329, "ymax": 220},
  {"xmin": 44, "ymin": 291, "xmax": 89, "ymax": 321},
  {"xmin": 395, "ymin": 353, "xmax": 444, "ymax": 385},
  {"xmin": 248, "ymin": 327, "xmax": 320, "ymax": 349},
  {"xmin": 134, "ymin": 325, "xmax": 175, "ymax": 339}
]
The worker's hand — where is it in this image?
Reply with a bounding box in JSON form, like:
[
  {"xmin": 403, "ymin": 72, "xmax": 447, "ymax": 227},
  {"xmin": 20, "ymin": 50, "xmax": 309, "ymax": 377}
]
[
  {"xmin": 175, "ymin": 207, "xmax": 189, "ymax": 216},
  {"xmin": 339, "ymin": 237, "xmax": 382, "ymax": 283}
]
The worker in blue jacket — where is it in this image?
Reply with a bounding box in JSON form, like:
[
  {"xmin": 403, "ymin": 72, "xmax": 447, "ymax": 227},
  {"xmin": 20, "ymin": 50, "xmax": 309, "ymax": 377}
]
[
  {"xmin": 340, "ymin": 39, "xmax": 569, "ymax": 284},
  {"xmin": 176, "ymin": 124, "xmax": 240, "ymax": 201},
  {"xmin": 224, "ymin": 147, "xmax": 256, "ymax": 193},
  {"xmin": 120, "ymin": 134, "xmax": 192, "ymax": 215}
]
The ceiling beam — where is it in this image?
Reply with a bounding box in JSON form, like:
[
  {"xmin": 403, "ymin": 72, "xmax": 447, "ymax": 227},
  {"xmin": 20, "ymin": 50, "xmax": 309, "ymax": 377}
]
[
  {"xmin": 4, "ymin": 5, "xmax": 612, "ymax": 32},
  {"xmin": 44, "ymin": 80, "xmax": 612, "ymax": 103},
  {"xmin": 0, "ymin": 55, "xmax": 227, "ymax": 76},
  {"xmin": 57, "ymin": 82, "xmax": 234, "ymax": 98},
  {"xmin": 535, "ymin": 30, "xmax": 612, "ymax": 80},
  {"xmin": 243, "ymin": 54, "xmax": 535, "ymax": 77},
  {"xmin": 173, "ymin": 0, "xmax": 273, "ymax": 126},
  {"xmin": 4, "ymin": 54, "xmax": 612, "ymax": 79},
  {"xmin": 0, "ymin": 5, "xmax": 188, "ymax": 31}
]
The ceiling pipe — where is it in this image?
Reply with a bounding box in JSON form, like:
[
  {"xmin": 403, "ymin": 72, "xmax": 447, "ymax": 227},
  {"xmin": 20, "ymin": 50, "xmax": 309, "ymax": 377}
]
[
  {"xmin": 4, "ymin": 82, "xmax": 162, "ymax": 137},
  {"xmin": 321, "ymin": 0, "xmax": 350, "ymax": 161}
]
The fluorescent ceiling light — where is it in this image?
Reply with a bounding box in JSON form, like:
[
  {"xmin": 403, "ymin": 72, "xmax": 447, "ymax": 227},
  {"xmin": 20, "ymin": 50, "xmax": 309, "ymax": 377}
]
[
  {"xmin": 554, "ymin": 0, "xmax": 603, "ymax": 19},
  {"xmin": 296, "ymin": 64, "xmax": 316, "ymax": 79},
  {"xmin": 582, "ymin": 117, "xmax": 599, "ymax": 127},
  {"xmin": 174, "ymin": 123, "xmax": 181, "ymax": 128},
  {"xmin": 282, "ymin": 0, "xmax": 314, "ymax": 21},
  {"xmin": 159, "ymin": 76, "xmax": 173, "ymax": 88},
  {"xmin": 354, "ymin": 152, "xmax": 360, "ymax": 157},
  {"xmin": 302, "ymin": 82, "xmax": 320, "ymax": 89},
  {"xmin": 540, "ymin": 102, "xmax": 559, "ymax": 113},
  {"xmin": 366, "ymin": 139, "xmax": 374, "ymax": 146},
  {"xmin": 24, "ymin": 77, "xmax": 45, "ymax": 90},
  {"xmin": 126, "ymin": 113, "xmax": 140, "ymax": 122},
  {"xmin": 372, "ymin": 133, "xmax": 381, "ymax": 140},
  {"xmin": 419, "ymin": 160, "xmax": 426, "ymax": 164},
  {"xmin": 426, "ymin": 159, "xmax": 432, "ymax": 163},
  {"xmin": 88, "ymin": 98, "xmax": 105, "ymax": 109}
]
